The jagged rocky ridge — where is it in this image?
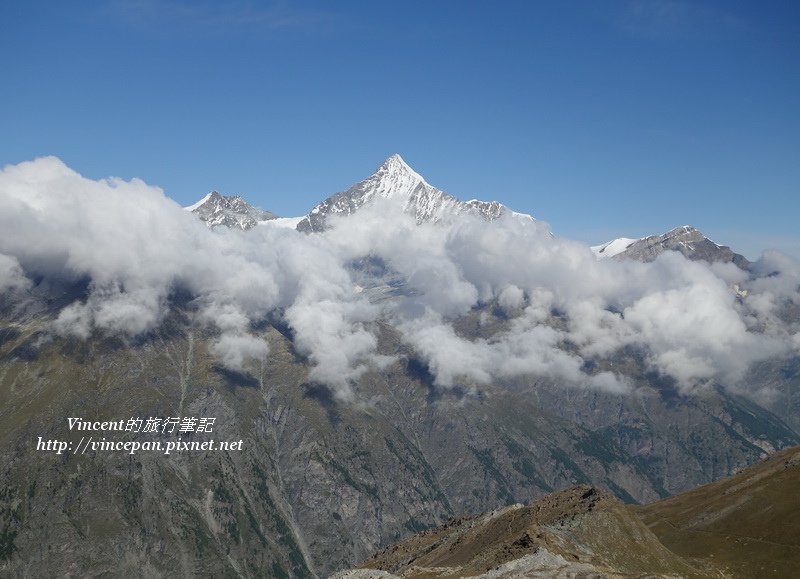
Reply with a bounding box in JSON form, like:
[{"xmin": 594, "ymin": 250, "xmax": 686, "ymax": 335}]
[
  {"xmin": 184, "ymin": 155, "xmax": 514, "ymax": 234},
  {"xmin": 187, "ymin": 160, "xmax": 742, "ymax": 274},
  {"xmin": 339, "ymin": 445, "xmax": 800, "ymax": 578},
  {"xmin": 187, "ymin": 191, "xmax": 277, "ymax": 230},
  {"xmin": 593, "ymin": 225, "xmax": 749, "ymax": 266},
  {"xmin": 341, "ymin": 487, "xmax": 698, "ymax": 578},
  {"xmin": 296, "ymin": 154, "xmax": 513, "ymax": 233}
]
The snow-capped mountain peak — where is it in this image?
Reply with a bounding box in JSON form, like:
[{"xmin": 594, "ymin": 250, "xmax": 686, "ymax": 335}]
[
  {"xmin": 367, "ymin": 153, "xmax": 430, "ymax": 197},
  {"xmin": 380, "ymin": 153, "xmax": 421, "ymax": 178},
  {"xmin": 297, "ymin": 154, "xmax": 516, "ymax": 232},
  {"xmin": 183, "ymin": 155, "xmax": 536, "ymax": 234},
  {"xmin": 363, "ymin": 153, "xmax": 427, "ymax": 201}
]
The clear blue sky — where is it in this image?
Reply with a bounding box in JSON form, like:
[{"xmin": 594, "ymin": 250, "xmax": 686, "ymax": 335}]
[{"xmin": 2, "ymin": 1, "xmax": 798, "ymax": 258}]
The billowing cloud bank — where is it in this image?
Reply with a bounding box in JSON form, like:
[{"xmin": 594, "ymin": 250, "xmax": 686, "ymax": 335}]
[{"xmin": 1, "ymin": 157, "xmax": 799, "ymax": 400}]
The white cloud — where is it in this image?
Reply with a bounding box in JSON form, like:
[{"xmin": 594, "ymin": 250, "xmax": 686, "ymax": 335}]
[
  {"xmin": 0, "ymin": 253, "xmax": 31, "ymax": 293},
  {"xmin": 497, "ymin": 285, "xmax": 525, "ymax": 312},
  {"xmin": 2, "ymin": 157, "xmax": 798, "ymax": 400},
  {"xmin": 210, "ymin": 332, "xmax": 269, "ymax": 373}
]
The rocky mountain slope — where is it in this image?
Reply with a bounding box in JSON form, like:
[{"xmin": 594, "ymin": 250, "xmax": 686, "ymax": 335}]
[
  {"xmin": 187, "ymin": 191, "xmax": 277, "ymax": 229},
  {"xmin": 188, "ymin": 163, "xmax": 743, "ymax": 273},
  {"xmin": 593, "ymin": 225, "xmax": 749, "ymax": 266},
  {"xmin": 2, "ymin": 154, "xmax": 799, "ymax": 577},
  {"xmin": 340, "ymin": 445, "xmax": 800, "ymax": 578},
  {"xmin": 346, "ymin": 486, "xmax": 701, "ymax": 578},
  {"xmin": 296, "ymin": 154, "xmax": 513, "ymax": 233},
  {"xmin": 1, "ymin": 293, "xmax": 796, "ymax": 577}
]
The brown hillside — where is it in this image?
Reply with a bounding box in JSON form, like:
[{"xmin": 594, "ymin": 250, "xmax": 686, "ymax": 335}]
[
  {"xmin": 354, "ymin": 485, "xmax": 703, "ymax": 578},
  {"xmin": 638, "ymin": 445, "xmax": 800, "ymax": 577}
]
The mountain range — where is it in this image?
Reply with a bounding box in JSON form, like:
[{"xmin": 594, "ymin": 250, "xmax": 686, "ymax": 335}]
[
  {"xmin": 187, "ymin": 154, "xmax": 522, "ymax": 233},
  {"xmin": 187, "ymin": 154, "xmax": 743, "ymax": 268},
  {"xmin": 1, "ymin": 153, "xmax": 799, "ymax": 577}
]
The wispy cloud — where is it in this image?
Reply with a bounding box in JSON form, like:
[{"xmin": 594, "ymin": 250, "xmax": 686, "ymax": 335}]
[
  {"xmin": 617, "ymin": 0, "xmax": 750, "ymax": 41},
  {"xmin": 102, "ymin": 0, "xmax": 337, "ymax": 35},
  {"xmin": 3, "ymin": 157, "xmax": 799, "ymax": 401}
]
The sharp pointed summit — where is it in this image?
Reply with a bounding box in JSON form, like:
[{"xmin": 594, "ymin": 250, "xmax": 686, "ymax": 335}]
[
  {"xmin": 380, "ymin": 153, "xmax": 414, "ymax": 172},
  {"xmin": 375, "ymin": 153, "xmax": 425, "ymax": 184},
  {"xmin": 296, "ymin": 154, "xmax": 514, "ymax": 232},
  {"xmin": 351, "ymin": 153, "xmax": 431, "ymax": 206}
]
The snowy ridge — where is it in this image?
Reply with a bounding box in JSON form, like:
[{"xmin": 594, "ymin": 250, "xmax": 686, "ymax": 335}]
[
  {"xmin": 184, "ymin": 155, "xmax": 534, "ymax": 234},
  {"xmin": 591, "ymin": 237, "xmax": 639, "ymax": 259},
  {"xmin": 184, "ymin": 192, "xmax": 214, "ymax": 212}
]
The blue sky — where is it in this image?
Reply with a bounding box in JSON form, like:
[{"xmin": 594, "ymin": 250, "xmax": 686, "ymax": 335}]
[{"xmin": 2, "ymin": 1, "xmax": 798, "ymax": 258}]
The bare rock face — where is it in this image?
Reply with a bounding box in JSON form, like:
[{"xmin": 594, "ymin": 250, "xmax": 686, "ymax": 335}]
[
  {"xmin": 351, "ymin": 485, "xmax": 700, "ymax": 578},
  {"xmin": 3, "ymin": 156, "xmax": 798, "ymax": 578},
  {"xmin": 597, "ymin": 225, "xmax": 749, "ymax": 267},
  {"xmin": 296, "ymin": 154, "xmax": 511, "ymax": 233},
  {"xmin": 2, "ymin": 303, "xmax": 795, "ymax": 577},
  {"xmin": 187, "ymin": 191, "xmax": 277, "ymax": 230},
  {"xmin": 345, "ymin": 447, "xmax": 800, "ymax": 578}
]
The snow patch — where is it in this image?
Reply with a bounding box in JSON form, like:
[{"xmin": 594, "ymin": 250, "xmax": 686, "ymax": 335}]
[
  {"xmin": 184, "ymin": 192, "xmax": 214, "ymax": 211},
  {"xmin": 258, "ymin": 216, "xmax": 304, "ymax": 229},
  {"xmin": 591, "ymin": 237, "xmax": 639, "ymax": 259}
]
